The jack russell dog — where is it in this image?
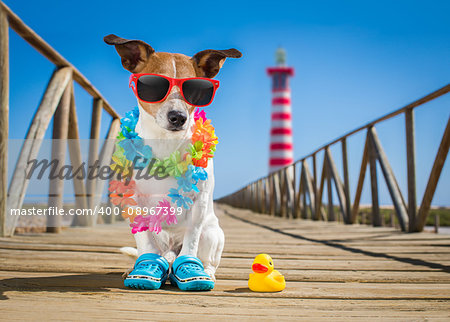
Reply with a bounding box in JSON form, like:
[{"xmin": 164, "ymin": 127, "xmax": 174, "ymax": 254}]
[{"xmin": 104, "ymin": 34, "xmax": 241, "ymax": 291}]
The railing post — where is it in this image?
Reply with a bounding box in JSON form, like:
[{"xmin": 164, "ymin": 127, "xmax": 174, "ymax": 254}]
[
  {"xmin": 405, "ymin": 108, "xmax": 417, "ymax": 232},
  {"xmin": 351, "ymin": 136, "xmax": 369, "ymax": 223},
  {"xmin": 302, "ymin": 182, "xmax": 308, "ymax": 219},
  {"xmin": 312, "ymin": 154, "xmax": 320, "ymax": 220},
  {"xmin": 298, "ymin": 165, "xmax": 306, "ymax": 219},
  {"xmin": 434, "ymin": 214, "xmax": 439, "ymax": 234},
  {"xmin": 368, "ymin": 128, "xmax": 381, "ymax": 227},
  {"xmin": 291, "ymin": 163, "xmax": 296, "ymax": 218},
  {"xmin": 416, "ymin": 116, "xmax": 450, "ymax": 232},
  {"xmin": 259, "ymin": 180, "xmax": 264, "ymax": 213},
  {"xmin": 86, "ymin": 98, "xmax": 102, "ymax": 225},
  {"xmin": 47, "ymin": 81, "xmax": 71, "ymax": 233},
  {"xmin": 369, "ymin": 126, "xmax": 409, "ymax": 231},
  {"xmin": 326, "ymin": 147, "xmax": 348, "ymax": 223},
  {"xmin": 0, "ymin": 3, "xmax": 8, "ymax": 237},
  {"xmin": 341, "ymin": 138, "xmax": 352, "ymax": 224},
  {"xmin": 67, "ymin": 83, "xmax": 89, "ymax": 226},
  {"xmin": 316, "ymin": 153, "xmax": 327, "ymax": 221},
  {"xmin": 325, "ymin": 154, "xmax": 335, "ymax": 221},
  {"xmin": 89, "ymin": 118, "xmax": 120, "ymax": 225},
  {"xmin": 263, "ymin": 177, "xmax": 269, "ymax": 214},
  {"xmin": 274, "ymin": 171, "xmax": 282, "ymax": 216},
  {"xmin": 253, "ymin": 182, "xmax": 257, "ymax": 212},
  {"xmin": 280, "ymin": 169, "xmax": 287, "ymax": 217},
  {"xmin": 6, "ymin": 67, "xmax": 72, "ymax": 236},
  {"xmin": 301, "ymin": 160, "xmax": 316, "ymax": 219}
]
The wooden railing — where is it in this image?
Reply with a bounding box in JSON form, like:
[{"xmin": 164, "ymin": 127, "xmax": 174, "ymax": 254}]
[
  {"xmin": 0, "ymin": 1, "xmax": 121, "ymax": 236},
  {"xmin": 219, "ymin": 84, "xmax": 450, "ymax": 233}
]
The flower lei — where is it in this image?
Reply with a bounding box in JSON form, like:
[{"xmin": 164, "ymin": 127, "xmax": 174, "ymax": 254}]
[{"xmin": 108, "ymin": 107, "xmax": 217, "ymax": 234}]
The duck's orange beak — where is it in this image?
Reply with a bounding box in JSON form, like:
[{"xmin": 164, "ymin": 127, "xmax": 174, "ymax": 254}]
[{"xmin": 252, "ymin": 263, "xmax": 268, "ymax": 273}]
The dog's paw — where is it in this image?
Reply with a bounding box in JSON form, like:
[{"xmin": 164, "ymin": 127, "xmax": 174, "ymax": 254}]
[
  {"xmin": 122, "ymin": 267, "xmax": 133, "ymax": 280},
  {"xmin": 163, "ymin": 251, "xmax": 177, "ymax": 267},
  {"xmin": 120, "ymin": 247, "xmax": 138, "ymax": 259},
  {"xmin": 204, "ymin": 266, "xmax": 216, "ymax": 282}
]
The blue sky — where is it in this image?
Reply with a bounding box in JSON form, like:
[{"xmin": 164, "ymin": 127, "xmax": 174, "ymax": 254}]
[{"xmin": 6, "ymin": 0, "xmax": 450, "ymax": 205}]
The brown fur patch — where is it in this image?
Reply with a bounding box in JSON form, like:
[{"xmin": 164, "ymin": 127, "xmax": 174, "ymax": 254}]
[{"xmin": 192, "ymin": 49, "xmax": 242, "ymax": 78}]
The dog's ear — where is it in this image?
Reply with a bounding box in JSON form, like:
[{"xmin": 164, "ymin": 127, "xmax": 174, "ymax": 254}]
[
  {"xmin": 104, "ymin": 34, "xmax": 155, "ymax": 73},
  {"xmin": 192, "ymin": 49, "xmax": 242, "ymax": 78}
]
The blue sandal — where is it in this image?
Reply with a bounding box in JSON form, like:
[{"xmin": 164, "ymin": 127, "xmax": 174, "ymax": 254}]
[
  {"xmin": 169, "ymin": 255, "xmax": 215, "ymax": 291},
  {"xmin": 124, "ymin": 253, "xmax": 169, "ymax": 290}
]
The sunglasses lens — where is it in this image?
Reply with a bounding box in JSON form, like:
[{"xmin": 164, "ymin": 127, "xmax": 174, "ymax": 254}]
[
  {"xmin": 182, "ymin": 79, "xmax": 215, "ymax": 106},
  {"xmin": 136, "ymin": 75, "xmax": 170, "ymax": 102}
]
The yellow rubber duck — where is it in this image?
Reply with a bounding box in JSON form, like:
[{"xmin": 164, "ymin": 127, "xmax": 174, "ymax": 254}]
[{"xmin": 248, "ymin": 254, "xmax": 285, "ymax": 292}]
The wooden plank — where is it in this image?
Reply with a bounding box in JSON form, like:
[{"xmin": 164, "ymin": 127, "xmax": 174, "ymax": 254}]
[
  {"xmin": 3, "ymin": 249, "xmax": 450, "ymax": 272},
  {"xmin": 368, "ymin": 131, "xmax": 380, "ymax": 226},
  {"xmin": 405, "ymin": 108, "xmax": 417, "ymax": 232},
  {"xmin": 67, "ymin": 83, "xmax": 89, "ymax": 227},
  {"xmin": 0, "ymin": 286, "xmax": 449, "ymax": 321},
  {"xmin": 325, "ymin": 147, "xmax": 348, "ymax": 223},
  {"xmin": 0, "ymin": 4, "xmax": 8, "ymax": 237},
  {"xmin": 416, "ymin": 116, "xmax": 450, "ymax": 232},
  {"xmin": 1, "ymin": 271, "xmax": 450, "ymax": 300},
  {"xmin": 0, "ymin": 2, "xmax": 119, "ymax": 119},
  {"xmin": 47, "ymin": 80, "xmax": 71, "ymax": 233},
  {"xmin": 6, "ymin": 67, "xmax": 72, "ymax": 236},
  {"xmin": 351, "ymin": 135, "xmax": 369, "ymax": 223},
  {"xmin": 369, "ymin": 127, "xmax": 409, "ymax": 231},
  {"xmin": 1, "ymin": 202, "xmax": 450, "ymax": 322}
]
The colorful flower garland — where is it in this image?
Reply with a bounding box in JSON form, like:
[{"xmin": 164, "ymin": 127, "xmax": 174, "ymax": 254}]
[{"xmin": 108, "ymin": 107, "xmax": 217, "ymax": 234}]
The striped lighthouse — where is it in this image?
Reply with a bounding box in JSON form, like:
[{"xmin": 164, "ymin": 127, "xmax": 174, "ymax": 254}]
[{"xmin": 267, "ymin": 48, "xmax": 294, "ymax": 173}]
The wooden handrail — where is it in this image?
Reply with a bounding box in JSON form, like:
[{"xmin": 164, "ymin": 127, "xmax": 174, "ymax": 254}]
[
  {"xmin": 0, "ymin": 2, "xmax": 123, "ymax": 236},
  {"xmin": 219, "ymin": 84, "xmax": 450, "ymax": 233},
  {"xmin": 0, "ymin": 1, "xmax": 119, "ymax": 119},
  {"xmin": 238, "ymin": 83, "xmax": 450, "ymax": 185},
  {"xmin": 296, "ymin": 83, "xmax": 450, "ymax": 163}
]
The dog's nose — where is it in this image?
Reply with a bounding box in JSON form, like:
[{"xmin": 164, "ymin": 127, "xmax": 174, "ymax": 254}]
[{"xmin": 167, "ymin": 110, "xmax": 187, "ymax": 129}]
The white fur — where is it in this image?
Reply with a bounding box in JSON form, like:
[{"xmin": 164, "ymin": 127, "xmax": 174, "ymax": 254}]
[
  {"xmin": 172, "ymin": 58, "xmax": 177, "ymax": 77},
  {"xmin": 123, "ymin": 63, "xmax": 224, "ymax": 281}
]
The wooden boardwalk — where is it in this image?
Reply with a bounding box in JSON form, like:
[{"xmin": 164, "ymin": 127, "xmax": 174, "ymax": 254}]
[{"xmin": 0, "ymin": 203, "xmax": 449, "ymax": 320}]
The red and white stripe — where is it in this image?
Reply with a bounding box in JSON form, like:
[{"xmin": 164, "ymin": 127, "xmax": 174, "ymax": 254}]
[{"xmin": 269, "ymin": 89, "xmax": 293, "ymax": 172}]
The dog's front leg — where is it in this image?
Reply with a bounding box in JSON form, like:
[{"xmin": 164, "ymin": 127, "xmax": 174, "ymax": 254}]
[{"xmin": 178, "ymin": 191, "xmax": 210, "ymax": 257}]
